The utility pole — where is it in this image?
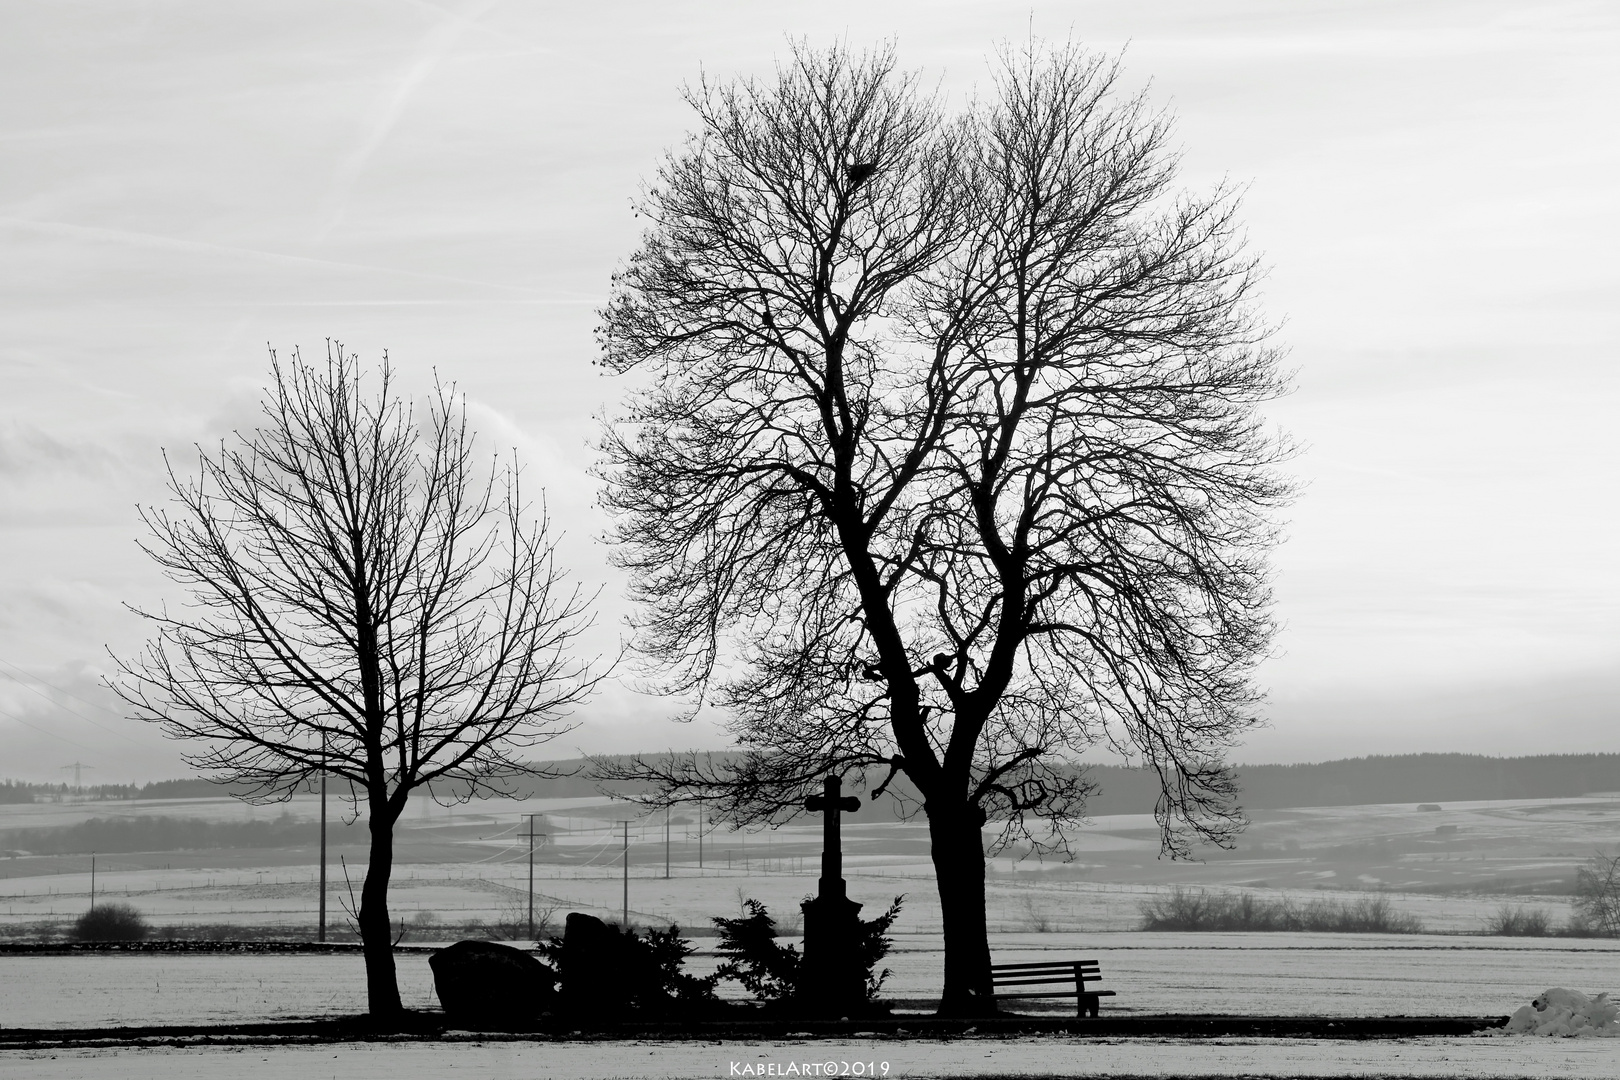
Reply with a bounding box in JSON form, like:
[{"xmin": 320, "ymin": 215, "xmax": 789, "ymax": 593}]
[
  {"xmin": 527, "ymin": 813, "xmax": 540, "ymax": 938},
  {"xmin": 664, "ymin": 806, "xmax": 670, "ymax": 879},
  {"xmin": 698, "ymin": 803, "xmax": 703, "ymax": 870},
  {"xmin": 622, "ymin": 819, "xmax": 629, "ymax": 928},
  {"xmin": 318, "ymin": 761, "xmax": 327, "ymax": 943},
  {"xmin": 89, "ymin": 853, "xmax": 96, "ymax": 911}
]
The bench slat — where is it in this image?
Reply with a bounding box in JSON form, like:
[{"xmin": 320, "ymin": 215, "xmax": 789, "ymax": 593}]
[{"xmin": 995, "ymin": 978, "xmax": 1098, "ymax": 989}]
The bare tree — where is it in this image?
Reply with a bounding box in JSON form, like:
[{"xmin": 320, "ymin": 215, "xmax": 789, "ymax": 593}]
[
  {"xmin": 113, "ymin": 344, "xmax": 601, "ymax": 1018},
  {"xmin": 596, "ymin": 41, "xmax": 1289, "ymax": 1014},
  {"xmin": 1574, "ymin": 851, "xmax": 1620, "ymax": 936}
]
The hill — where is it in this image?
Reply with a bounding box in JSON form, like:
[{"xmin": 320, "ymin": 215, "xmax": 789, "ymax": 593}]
[
  {"xmin": 13, "ymin": 752, "xmax": 1620, "ymax": 815},
  {"xmin": 525, "ymin": 752, "xmax": 1620, "ymax": 817},
  {"xmin": 1081, "ymin": 753, "xmax": 1620, "ymax": 816}
]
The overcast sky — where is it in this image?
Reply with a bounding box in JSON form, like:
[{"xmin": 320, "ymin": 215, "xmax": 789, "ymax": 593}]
[{"xmin": 1, "ymin": 0, "xmax": 1615, "ymax": 784}]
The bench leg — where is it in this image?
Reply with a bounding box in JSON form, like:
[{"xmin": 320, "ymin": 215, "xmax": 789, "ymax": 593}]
[{"xmin": 1077, "ymin": 993, "xmax": 1100, "ymax": 1019}]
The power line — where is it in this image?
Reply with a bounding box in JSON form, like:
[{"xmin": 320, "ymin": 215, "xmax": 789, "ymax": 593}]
[
  {"xmin": 0, "ymin": 662, "xmax": 147, "ymax": 746},
  {"xmin": 0, "ymin": 702, "xmax": 97, "ymax": 752},
  {"xmin": 0, "ymin": 657, "xmax": 124, "ymax": 716}
]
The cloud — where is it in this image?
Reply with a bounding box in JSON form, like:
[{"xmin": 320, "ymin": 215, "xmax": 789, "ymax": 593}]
[
  {"xmin": 0, "ymin": 422, "xmax": 125, "ymax": 480},
  {"xmin": 0, "ymin": 216, "xmax": 554, "ymax": 299},
  {"xmin": 1, "ymin": 0, "xmax": 1615, "ymax": 775},
  {"xmin": 0, "ymin": 655, "xmax": 173, "ymax": 781},
  {"xmin": 459, "ymin": 396, "xmax": 600, "ymax": 507}
]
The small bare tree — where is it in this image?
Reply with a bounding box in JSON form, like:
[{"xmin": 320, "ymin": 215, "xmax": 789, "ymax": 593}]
[
  {"xmin": 1574, "ymin": 851, "xmax": 1620, "ymax": 936},
  {"xmin": 596, "ymin": 41, "xmax": 1288, "ymax": 1014},
  {"xmin": 113, "ymin": 344, "xmax": 601, "ymax": 1018}
]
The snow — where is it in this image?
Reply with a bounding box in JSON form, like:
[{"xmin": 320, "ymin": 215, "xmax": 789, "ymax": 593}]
[
  {"xmin": 1501, "ymin": 988, "xmax": 1620, "ymax": 1037},
  {"xmin": 4, "ymin": 1035, "xmax": 1620, "ymax": 1079},
  {"xmin": 950, "ymin": 932, "xmax": 1620, "ymax": 1018},
  {"xmin": 0, "ymin": 953, "xmax": 440, "ymax": 1028},
  {"xmin": 3, "ymin": 935, "xmax": 1619, "ymax": 1029}
]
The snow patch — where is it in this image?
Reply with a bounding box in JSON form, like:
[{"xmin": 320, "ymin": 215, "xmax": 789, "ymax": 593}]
[{"xmin": 1501, "ymin": 987, "xmax": 1620, "ymax": 1037}]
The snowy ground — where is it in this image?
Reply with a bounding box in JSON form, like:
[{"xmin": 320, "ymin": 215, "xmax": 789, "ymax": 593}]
[
  {"xmin": 4, "ymin": 1035, "xmax": 1620, "ymax": 1079},
  {"xmin": 2, "ymin": 933, "xmax": 1617, "ymax": 1029}
]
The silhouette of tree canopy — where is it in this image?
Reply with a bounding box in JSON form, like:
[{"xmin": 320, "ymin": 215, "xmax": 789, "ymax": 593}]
[
  {"xmin": 596, "ymin": 40, "xmax": 1289, "ymax": 1013},
  {"xmin": 114, "ymin": 344, "xmax": 601, "ymax": 1017}
]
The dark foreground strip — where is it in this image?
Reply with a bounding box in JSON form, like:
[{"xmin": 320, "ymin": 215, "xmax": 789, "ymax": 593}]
[{"xmin": 0, "ymin": 1014, "xmax": 1506, "ymax": 1050}]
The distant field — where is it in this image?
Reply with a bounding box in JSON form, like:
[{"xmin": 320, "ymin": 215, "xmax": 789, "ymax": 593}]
[{"xmin": 0, "ymin": 792, "xmax": 1612, "ymax": 942}]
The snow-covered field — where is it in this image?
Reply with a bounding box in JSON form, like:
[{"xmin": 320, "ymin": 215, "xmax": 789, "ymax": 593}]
[
  {"xmin": 3, "ymin": 933, "xmax": 1617, "ymax": 1029},
  {"xmin": 3, "ymin": 793, "xmax": 1608, "ymax": 941},
  {"xmin": 2, "ymin": 795, "xmax": 1619, "ymax": 1075},
  {"xmin": 5, "ymin": 1035, "xmax": 1620, "ymax": 1079}
]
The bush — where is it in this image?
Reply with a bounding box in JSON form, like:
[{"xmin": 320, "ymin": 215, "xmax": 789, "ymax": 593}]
[
  {"xmin": 72, "ymin": 903, "xmax": 149, "ymax": 942},
  {"xmin": 636, "ymin": 925, "xmax": 719, "ymax": 1004},
  {"xmin": 1304, "ymin": 894, "xmax": 1423, "ymax": 934},
  {"xmin": 1136, "ymin": 889, "xmax": 1292, "ymax": 932},
  {"xmin": 1137, "ymin": 888, "xmax": 1423, "ymax": 933},
  {"xmin": 712, "ymin": 895, "xmax": 904, "ymax": 1003},
  {"xmin": 713, "ymin": 899, "xmax": 799, "ymax": 1002},
  {"xmin": 538, "ymin": 921, "xmax": 717, "ymax": 1010},
  {"xmin": 856, "ymin": 896, "xmax": 904, "ymax": 999},
  {"xmin": 1484, "ymin": 904, "xmax": 1553, "ymax": 936},
  {"xmin": 1573, "ymin": 852, "xmax": 1620, "ymax": 937}
]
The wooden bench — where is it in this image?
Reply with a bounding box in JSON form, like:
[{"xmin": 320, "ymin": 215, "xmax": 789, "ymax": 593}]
[{"xmin": 991, "ymin": 959, "xmax": 1115, "ymax": 1017}]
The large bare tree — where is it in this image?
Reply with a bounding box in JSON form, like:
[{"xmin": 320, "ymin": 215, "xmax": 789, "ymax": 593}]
[
  {"xmin": 596, "ymin": 41, "xmax": 1290, "ymax": 1014},
  {"xmin": 114, "ymin": 345, "xmax": 601, "ymax": 1018}
]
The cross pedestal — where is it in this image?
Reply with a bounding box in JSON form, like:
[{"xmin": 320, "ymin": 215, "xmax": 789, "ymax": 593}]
[{"xmin": 798, "ymin": 774, "xmax": 864, "ymax": 1015}]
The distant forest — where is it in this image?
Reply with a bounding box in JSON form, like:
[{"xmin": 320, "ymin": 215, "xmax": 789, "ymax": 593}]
[{"xmin": 6, "ymin": 753, "xmax": 1620, "ymax": 816}]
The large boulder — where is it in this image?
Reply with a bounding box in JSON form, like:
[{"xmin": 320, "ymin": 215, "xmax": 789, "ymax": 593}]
[
  {"xmin": 429, "ymin": 939, "xmax": 557, "ymax": 1026},
  {"xmin": 560, "ymin": 912, "xmax": 627, "ymax": 1014}
]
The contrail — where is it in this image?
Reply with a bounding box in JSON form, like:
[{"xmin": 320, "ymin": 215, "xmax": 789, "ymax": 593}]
[{"xmin": 314, "ymin": 0, "xmax": 505, "ymax": 242}]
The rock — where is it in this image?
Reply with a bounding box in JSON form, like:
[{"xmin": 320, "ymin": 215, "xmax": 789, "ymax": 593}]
[
  {"xmin": 429, "ymin": 939, "xmax": 557, "ymax": 1025},
  {"xmin": 560, "ymin": 912, "xmax": 628, "ymax": 1013}
]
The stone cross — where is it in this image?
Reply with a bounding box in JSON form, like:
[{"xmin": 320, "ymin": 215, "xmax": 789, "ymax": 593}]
[
  {"xmin": 800, "ymin": 773, "xmax": 864, "ymax": 1013},
  {"xmin": 805, "ymin": 774, "xmax": 860, "ymax": 899}
]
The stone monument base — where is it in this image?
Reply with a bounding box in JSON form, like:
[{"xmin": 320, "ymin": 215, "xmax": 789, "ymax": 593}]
[{"xmin": 797, "ymin": 892, "xmax": 864, "ymax": 1016}]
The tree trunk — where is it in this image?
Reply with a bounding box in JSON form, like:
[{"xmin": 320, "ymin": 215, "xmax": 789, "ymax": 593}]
[
  {"xmin": 928, "ymin": 803, "xmax": 996, "ymax": 1017},
  {"xmin": 359, "ymin": 801, "xmax": 402, "ymax": 1019}
]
